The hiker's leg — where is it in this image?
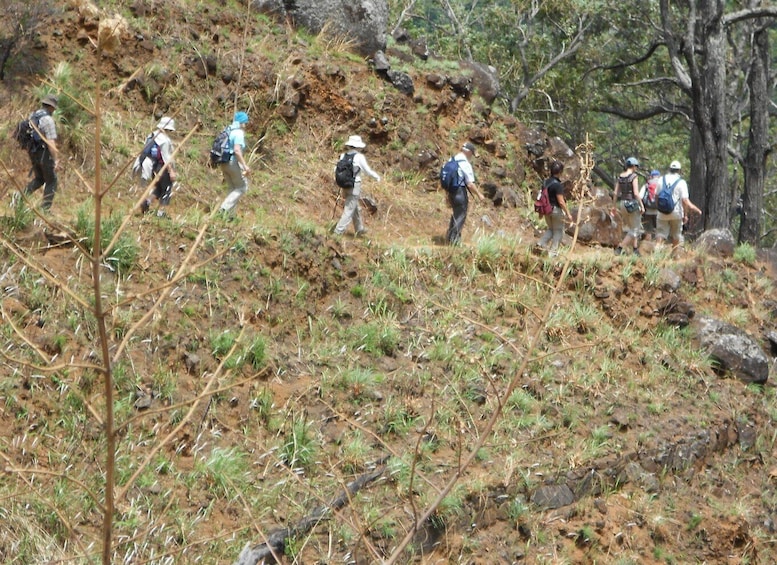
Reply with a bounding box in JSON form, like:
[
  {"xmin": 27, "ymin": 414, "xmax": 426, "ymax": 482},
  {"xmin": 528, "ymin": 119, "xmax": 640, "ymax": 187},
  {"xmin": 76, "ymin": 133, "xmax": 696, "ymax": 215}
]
[
  {"xmin": 447, "ymin": 194, "xmax": 468, "ymax": 245},
  {"xmin": 39, "ymin": 150, "xmax": 57, "ymax": 210},
  {"xmin": 334, "ymin": 190, "xmax": 358, "ymax": 234},
  {"xmin": 669, "ymin": 219, "xmax": 682, "ymax": 248},
  {"xmin": 220, "ymin": 162, "xmax": 247, "ymax": 212},
  {"xmin": 537, "ymin": 215, "xmax": 553, "ymax": 247},
  {"xmin": 550, "ymin": 208, "xmax": 565, "ymax": 250},
  {"xmin": 25, "ymin": 150, "xmax": 46, "ymax": 194}
]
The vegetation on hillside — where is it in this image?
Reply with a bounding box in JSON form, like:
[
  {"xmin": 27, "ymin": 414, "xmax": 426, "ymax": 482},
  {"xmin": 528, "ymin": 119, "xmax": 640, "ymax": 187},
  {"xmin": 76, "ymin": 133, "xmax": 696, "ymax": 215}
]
[{"xmin": 0, "ymin": 2, "xmax": 775, "ymax": 564}]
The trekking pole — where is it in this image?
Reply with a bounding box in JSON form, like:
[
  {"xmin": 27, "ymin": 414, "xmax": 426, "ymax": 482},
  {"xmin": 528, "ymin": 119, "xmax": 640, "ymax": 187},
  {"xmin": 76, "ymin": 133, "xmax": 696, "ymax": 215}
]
[{"xmin": 331, "ymin": 191, "xmax": 341, "ymax": 219}]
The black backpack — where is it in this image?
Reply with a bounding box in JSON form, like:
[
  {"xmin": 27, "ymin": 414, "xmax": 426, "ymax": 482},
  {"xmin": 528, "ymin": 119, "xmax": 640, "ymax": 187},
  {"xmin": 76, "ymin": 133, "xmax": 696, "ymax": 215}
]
[
  {"xmin": 208, "ymin": 126, "xmax": 233, "ymax": 167},
  {"xmin": 335, "ymin": 152, "xmax": 358, "ymax": 188},
  {"xmin": 13, "ymin": 109, "xmax": 47, "ymax": 152},
  {"xmin": 439, "ymin": 157, "xmax": 465, "ymax": 192}
]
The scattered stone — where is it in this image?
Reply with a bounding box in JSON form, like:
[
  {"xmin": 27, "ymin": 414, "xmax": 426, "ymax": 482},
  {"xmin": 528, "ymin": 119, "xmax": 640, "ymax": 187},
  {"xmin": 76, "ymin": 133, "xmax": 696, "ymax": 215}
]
[
  {"xmin": 183, "ymin": 352, "xmax": 200, "ymax": 375},
  {"xmin": 694, "ymin": 315, "xmax": 769, "ymax": 384},
  {"xmin": 531, "ymin": 484, "xmax": 575, "ymax": 510},
  {"xmin": 694, "ymin": 228, "xmax": 736, "ymax": 257}
]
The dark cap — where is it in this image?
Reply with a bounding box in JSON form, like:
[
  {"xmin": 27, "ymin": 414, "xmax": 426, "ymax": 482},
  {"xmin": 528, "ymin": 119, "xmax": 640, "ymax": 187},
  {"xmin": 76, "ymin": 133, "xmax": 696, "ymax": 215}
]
[{"xmin": 462, "ymin": 141, "xmax": 476, "ymax": 156}]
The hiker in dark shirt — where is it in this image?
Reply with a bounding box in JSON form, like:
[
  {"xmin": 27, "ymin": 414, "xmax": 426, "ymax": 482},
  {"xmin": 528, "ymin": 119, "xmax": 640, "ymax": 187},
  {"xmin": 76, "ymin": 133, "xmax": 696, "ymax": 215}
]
[
  {"xmin": 536, "ymin": 160, "xmax": 572, "ymax": 255},
  {"xmin": 613, "ymin": 157, "xmax": 644, "ymax": 255}
]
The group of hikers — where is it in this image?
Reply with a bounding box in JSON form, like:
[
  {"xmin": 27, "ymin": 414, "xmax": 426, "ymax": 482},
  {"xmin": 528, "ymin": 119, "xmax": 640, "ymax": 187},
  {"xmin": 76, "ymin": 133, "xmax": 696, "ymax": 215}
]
[
  {"xmin": 16, "ymin": 95, "xmax": 701, "ymax": 255},
  {"xmin": 535, "ymin": 156, "xmax": 703, "ymax": 256},
  {"xmin": 16, "ymin": 96, "xmax": 252, "ymax": 219}
]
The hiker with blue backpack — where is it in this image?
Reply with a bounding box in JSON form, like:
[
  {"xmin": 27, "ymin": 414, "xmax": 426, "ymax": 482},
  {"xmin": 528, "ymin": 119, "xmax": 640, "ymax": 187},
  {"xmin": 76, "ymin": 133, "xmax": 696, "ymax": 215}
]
[
  {"xmin": 135, "ymin": 116, "xmax": 177, "ymax": 218},
  {"xmin": 441, "ymin": 141, "xmax": 483, "ymax": 245},
  {"xmin": 535, "ymin": 160, "xmax": 573, "ymax": 255},
  {"xmin": 333, "ymin": 134, "xmax": 381, "ymax": 236},
  {"xmin": 655, "ymin": 160, "xmax": 702, "ymax": 250},
  {"xmin": 217, "ymin": 111, "xmax": 251, "ymax": 217},
  {"xmin": 613, "ymin": 157, "xmax": 644, "ymax": 256}
]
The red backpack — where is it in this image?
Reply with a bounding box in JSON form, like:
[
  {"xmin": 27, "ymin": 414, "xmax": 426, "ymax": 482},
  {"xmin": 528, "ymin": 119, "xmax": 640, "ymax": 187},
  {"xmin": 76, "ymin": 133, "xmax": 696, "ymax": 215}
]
[
  {"xmin": 534, "ymin": 179, "xmax": 553, "ymax": 216},
  {"xmin": 642, "ymin": 178, "xmax": 659, "ymax": 209}
]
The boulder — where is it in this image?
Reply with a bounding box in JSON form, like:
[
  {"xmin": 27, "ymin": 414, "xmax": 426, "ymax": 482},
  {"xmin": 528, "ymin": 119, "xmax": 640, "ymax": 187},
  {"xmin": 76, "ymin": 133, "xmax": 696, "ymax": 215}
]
[
  {"xmin": 253, "ymin": 0, "xmax": 388, "ymax": 56},
  {"xmin": 693, "ymin": 315, "xmax": 769, "ymax": 384},
  {"xmin": 694, "ymin": 228, "xmax": 736, "ymax": 257},
  {"xmin": 459, "ymin": 60, "xmax": 500, "ymax": 104}
]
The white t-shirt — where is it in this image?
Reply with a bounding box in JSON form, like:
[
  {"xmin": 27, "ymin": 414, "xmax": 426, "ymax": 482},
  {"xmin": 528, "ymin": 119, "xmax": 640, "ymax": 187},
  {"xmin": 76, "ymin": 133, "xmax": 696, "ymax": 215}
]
[
  {"xmin": 657, "ymin": 173, "xmax": 688, "ymax": 220},
  {"xmin": 453, "ymin": 152, "xmax": 475, "ymax": 184}
]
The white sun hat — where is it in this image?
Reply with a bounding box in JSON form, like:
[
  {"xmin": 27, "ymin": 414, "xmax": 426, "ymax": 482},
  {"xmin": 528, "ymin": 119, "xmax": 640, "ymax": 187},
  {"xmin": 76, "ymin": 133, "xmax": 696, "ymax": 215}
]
[
  {"xmin": 344, "ymin": 135, "xmax": 366, "ymax": 148},
  {"xmin": 156, "ymin": 117, "xmax": 176, "ymax": 131}
]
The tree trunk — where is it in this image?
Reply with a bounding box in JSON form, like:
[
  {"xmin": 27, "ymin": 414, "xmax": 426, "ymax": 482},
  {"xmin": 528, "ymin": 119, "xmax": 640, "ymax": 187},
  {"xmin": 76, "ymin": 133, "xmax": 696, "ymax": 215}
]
[
  {"xmin": 739, "ymin": 13, "xmax": 770, "ymax": 244},
  {"xmin": 692, "ymin": 0, "xmax": 732, "ymax": 230},
  {"xmin": 688, "ymin": 125, "xmax": 706, "ymax": 238}
]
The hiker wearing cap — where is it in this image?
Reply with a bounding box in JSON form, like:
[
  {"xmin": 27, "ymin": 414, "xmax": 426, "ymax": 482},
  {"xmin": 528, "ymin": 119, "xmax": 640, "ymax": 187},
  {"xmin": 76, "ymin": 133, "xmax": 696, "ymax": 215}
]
[
  {"xmin": 137, "ymin": 116, "xmax": 177, "ymax": 217},
  {"xmin": 639, "ymin": 169, "xmax": 661, "ymax": 241},
  {"xmin": 218, "ymin": 111, "xmax": 251, "ymax": 216},
  {"xmin": 613, "ymin": 157, "xmax": 644, "ymax": 256},
  {"xmin": 24, "ymin": 94, "xmax": 60, "ymax": 211},
  {"xmin": 655, "ymin": 160, "xmax": 702, "ymax": 250},
  {"xmin": 446, "ymin": 141, "xmax": 484, "ymax": 245},
  {"xmin": 535, "ymin": 160, "xmax": 573, "ymax": 255},
  {"xmin": 333, "ymin": 134, "xmax": 381, "ymax": 236}
]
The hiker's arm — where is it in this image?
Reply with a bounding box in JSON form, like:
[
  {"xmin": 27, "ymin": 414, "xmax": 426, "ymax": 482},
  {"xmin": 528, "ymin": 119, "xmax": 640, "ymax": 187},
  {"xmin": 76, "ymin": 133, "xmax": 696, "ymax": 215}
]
[
  {"xmin": 683, "ymin": 198, "xmax": 702, "ymax": 216},
  {"xmin": 611, "ymin": 181, "xmax": 619, "ymax": 208},
  {"xmin": 467, "ymin": 181, "xmax": 484, "ymax": 201},
  {"xmin": 358, "ymin": 156, "xmax": 381, "ymax": 181},
  {"xmin": 557, "ymin": 193, "xmax": 573, "ymax": 222},
  {"xmin": 234, "ymin": 144, "xmax": 249, "ymax": 173},
  {"xmin": 47, "ymin": 139, "xmax": 60, "ymax": 170},
  {"xmin": 633, "ymin": 178, "xmax": 644, "ymax": 213}
]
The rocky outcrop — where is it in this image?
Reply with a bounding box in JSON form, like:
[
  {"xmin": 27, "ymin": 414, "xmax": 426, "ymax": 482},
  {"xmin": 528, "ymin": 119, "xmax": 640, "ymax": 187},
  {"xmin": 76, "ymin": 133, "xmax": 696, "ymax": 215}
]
[
  {"xmin": 694, "ymin": 316, "xmax": 769, "ymax": 384},
  {"xmin": 695, "ymin": 228, "xmax": 736, "ymax": 257},
  {"xmin": 253, "ymin": 0, "xmax": 388, "ymax": 56}
]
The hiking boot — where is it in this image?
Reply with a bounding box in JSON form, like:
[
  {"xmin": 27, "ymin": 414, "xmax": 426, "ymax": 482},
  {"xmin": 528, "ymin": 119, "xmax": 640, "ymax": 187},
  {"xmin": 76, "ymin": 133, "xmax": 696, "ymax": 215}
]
[
  {"xmin": 356, "ymin": 229, "xmax": 368, "ymax": 237},
  {"xmin": 614, "ymin": 247, "xmax": 623, "ymax": 255},
  {"xmin": 140, "ymin": 199, "xmax": 151, "ymax": 214},
  {"xmin": 156, "ymin": 209, "xmax": 167, "ymax": 218},
  {"xmin": 633, "ymin": 248, "xmax": 640, "ymax": 256}
]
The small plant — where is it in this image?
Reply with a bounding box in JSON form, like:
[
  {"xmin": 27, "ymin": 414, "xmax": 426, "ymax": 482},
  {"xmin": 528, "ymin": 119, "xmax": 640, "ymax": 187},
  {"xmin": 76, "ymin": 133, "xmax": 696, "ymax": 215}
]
[
  {"xmin": 210, "ymin": 329, "xmax": 237, "ymax": 359},
  {"xmin": 279, "ymin": 413, "xmax": 316, "ymax": 470},
  {"xmin": 733, "ymin": 242, "xmax": 756, "ymax": 265},
  {"xmin": 245, "ymin": 336, "xmax": 266, "ymax": 371}
]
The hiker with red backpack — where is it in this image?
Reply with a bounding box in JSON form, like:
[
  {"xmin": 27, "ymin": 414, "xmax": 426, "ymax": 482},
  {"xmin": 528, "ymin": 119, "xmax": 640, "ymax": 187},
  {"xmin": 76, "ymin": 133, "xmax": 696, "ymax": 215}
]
[
  {"xmin": 613, "ymin": 157, "xmax": 644, "ymax": 256},
  {"xmin": 535, "ymin": 160, "xmax": 573, "ymax": 256},
  {"xmin": 639, "ymin": 169, "xmax": 661, "ymax": 241}
]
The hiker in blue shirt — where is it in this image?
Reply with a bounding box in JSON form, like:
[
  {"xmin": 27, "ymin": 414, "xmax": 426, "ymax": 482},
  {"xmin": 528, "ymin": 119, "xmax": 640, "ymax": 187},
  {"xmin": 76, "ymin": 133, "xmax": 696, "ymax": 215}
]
[
  {"xmin": 218, "ymin": 111, "xmax": 251, "ymax": 216},
  {"xmin": 445, "ymin": 142, "xmax": 484, "ymax": 245}
]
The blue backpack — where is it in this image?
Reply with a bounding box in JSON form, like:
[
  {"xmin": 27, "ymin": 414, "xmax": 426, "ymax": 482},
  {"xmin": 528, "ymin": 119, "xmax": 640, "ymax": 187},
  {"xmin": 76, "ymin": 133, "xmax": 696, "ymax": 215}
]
[
  {"xmin": 656, "ymin": 176, "xmax": 681, "ymax": 214},
  {"xmin": 440, "ymin": 157, "xmax": 465, "ymax": 192}
]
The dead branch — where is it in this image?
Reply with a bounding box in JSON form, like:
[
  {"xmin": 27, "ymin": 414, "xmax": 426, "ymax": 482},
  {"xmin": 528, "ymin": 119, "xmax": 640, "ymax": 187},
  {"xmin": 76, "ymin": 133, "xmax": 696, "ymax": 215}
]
[{"xmin": 233, "ymin": 459, "xmax": 390, "ymax": 565}]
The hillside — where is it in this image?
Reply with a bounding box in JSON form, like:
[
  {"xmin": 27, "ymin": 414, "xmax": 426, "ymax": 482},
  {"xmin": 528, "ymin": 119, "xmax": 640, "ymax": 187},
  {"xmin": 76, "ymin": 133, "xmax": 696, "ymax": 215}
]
[{"xmin": 0, "ymin": 2, "xmax": 776, "ymax": 564}]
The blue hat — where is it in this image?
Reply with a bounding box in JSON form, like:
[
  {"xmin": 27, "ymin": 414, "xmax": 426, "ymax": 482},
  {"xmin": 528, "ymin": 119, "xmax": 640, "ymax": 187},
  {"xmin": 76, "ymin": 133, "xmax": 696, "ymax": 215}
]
[
  {"xmin": 234, "ymin": 111, "xmax": 249, "ymax": 124},
  {"xmin": 650, "ymin": 169, "xmax": 660, "ymax": 177}
]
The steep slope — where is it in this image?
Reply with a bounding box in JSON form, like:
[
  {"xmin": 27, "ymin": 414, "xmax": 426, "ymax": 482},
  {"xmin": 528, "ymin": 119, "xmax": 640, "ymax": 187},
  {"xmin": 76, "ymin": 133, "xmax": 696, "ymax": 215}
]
[{"xmin": 0, "ymin": 3, "xmax": 775, "ymax": 565}]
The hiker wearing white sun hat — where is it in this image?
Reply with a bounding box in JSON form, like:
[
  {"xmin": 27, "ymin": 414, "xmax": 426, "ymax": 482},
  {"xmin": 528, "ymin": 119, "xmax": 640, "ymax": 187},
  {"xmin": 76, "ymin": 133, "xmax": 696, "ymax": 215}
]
[
  {"xmin": 136, "ymin": 116, "xmax": 178, "ymax": 217},
  {"xmin": 333, "ymin": 134, "xmax": 381, "ymax": 236},
  {"xmin": 655, "ymin": 160, "xmax": 702, "ymax": 250}
]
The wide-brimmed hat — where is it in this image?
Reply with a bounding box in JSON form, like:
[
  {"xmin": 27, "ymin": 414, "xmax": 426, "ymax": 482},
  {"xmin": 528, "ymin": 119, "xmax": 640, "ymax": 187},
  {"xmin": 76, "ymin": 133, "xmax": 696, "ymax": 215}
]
[
  {"xmin": 345, "ymin": 135, "xmax": 366, "ymax": 149},
  {"xmin": 156, "ymin": 117, "xmax": 176, "ymax": 131},
  {"xmin": 234, "ymin": 111, "xmax": 249, "ymax": 124},
  {"xmin": 41, "ymin": 94, "xmax": 59, "ymax": 109},
  {"xmin": 462, "ymin": 141, "xmax": 476, "ymax": 156}
]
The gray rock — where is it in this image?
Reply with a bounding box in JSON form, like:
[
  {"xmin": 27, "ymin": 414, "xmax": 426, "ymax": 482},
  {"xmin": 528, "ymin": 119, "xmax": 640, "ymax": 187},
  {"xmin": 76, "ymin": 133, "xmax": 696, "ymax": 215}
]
[
  {"xmin": 253, "ymin": 0, "xmax": 388, "ymax": 56},
  {"xmin": 694, "ymin": 315, "xmax": 769, "ymax": 384},
  {"xmin": 386, "ymin": 69, "xmax": 414, "ymax": 95},
  {"xmin": 531, "ymin": 484, "xmax": 575, "ymax": 509},
  {"xmin": 460, "ymin": 60, "xmax": 500, "ymax": 104},
  {"xmin": 694, "ymin": 228, "xmax": 736, "ymax": 257}
]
